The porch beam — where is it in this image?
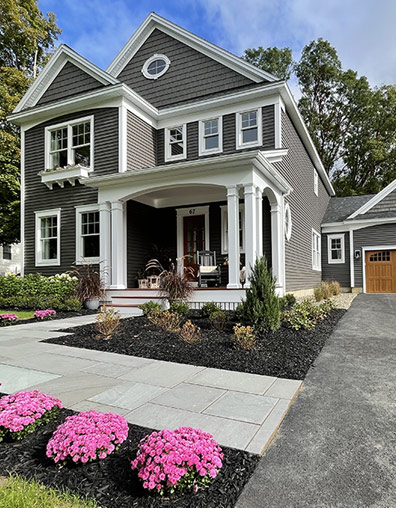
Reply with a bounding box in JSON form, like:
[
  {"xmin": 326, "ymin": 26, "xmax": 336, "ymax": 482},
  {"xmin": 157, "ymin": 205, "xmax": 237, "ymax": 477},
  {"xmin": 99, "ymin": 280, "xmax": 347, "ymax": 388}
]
[
  {"xmin": 99, "ymin": 201, "xmax": 111, "ymax": 288},
  {"xmin": 226, "ymin": 186, "xmax": 241, "ymax": 289},
  {"xmin": 110, "ymin": 200, "xmax": 127, "ymax": 289},
  {"xmin": 244, "ymin": 184, "xmax": 257, "ymax": 288}
]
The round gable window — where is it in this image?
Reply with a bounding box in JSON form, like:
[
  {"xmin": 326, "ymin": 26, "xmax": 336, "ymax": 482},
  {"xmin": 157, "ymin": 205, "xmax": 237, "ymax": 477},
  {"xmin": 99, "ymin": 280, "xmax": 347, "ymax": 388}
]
[
  {"xmin": 284, "ymin": 203, "xmax": 292, "ymax": 241},
  {"xmin": 142, "ymin": 54, "xmax": 170, "ymax": 80}
]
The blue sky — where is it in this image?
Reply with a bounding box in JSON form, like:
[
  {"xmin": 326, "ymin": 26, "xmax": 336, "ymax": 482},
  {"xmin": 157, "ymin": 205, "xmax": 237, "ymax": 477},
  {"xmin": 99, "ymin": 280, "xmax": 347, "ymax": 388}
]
[{"xmin": 38, "ymin": 0, "xmax": 396, "ymax": 88}]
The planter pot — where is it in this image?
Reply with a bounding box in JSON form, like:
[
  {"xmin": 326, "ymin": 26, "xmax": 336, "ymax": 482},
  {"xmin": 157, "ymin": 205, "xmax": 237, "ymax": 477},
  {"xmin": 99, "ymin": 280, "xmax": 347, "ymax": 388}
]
[{"xmin": 84, "ymin": 299, "xmax": 100, "ymax": 310}]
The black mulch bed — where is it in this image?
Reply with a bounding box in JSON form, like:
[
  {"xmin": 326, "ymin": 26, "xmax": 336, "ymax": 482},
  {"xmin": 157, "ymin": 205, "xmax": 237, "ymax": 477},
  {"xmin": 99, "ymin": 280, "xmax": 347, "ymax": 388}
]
[
  {"xmin": 3, "ymin": 309, "xmax": 97, "ymax": 326},
  {"xmin": 43, "ymin": 310, "xmax": 346, "ymax": 380},
  {"xmin": 0, "ymin": 405, "xmax": 260, "ymax": 508}
]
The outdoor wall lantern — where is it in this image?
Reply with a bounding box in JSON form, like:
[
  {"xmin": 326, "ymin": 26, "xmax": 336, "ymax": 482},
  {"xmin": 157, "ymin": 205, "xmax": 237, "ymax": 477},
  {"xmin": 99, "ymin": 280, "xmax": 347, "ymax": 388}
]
[{"xmin": 354, "ymin": 249, "xmax": 361, "ymax": 260}]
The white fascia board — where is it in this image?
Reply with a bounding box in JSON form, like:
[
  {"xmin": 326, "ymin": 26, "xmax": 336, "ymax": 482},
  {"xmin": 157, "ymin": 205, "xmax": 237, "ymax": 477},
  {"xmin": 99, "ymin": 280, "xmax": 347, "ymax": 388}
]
[
  {"xmin": 107, "ymin": 12, "xmax": 277, "ymax": 83},
  {"xmin": 322, "ymin": 216, "xmax": 396, "ymax": 233},
  {"xmin": 347, "ymin": 179, "xmax": 396, "ymax": 219},
  {"xmin": 14, "ymin": 44, "xmax": 119, "ymax": 113}
]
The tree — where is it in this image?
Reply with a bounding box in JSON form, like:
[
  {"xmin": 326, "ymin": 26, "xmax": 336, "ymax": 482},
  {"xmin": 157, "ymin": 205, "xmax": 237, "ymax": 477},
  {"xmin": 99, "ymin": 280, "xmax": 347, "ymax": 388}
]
[
  {"xmin": 243, "ymin": 46, "xmax": 294, "ymax": 80},
  {"xmin": 0, "ymin": 0, "xmax": 61, "ymax": 245}
]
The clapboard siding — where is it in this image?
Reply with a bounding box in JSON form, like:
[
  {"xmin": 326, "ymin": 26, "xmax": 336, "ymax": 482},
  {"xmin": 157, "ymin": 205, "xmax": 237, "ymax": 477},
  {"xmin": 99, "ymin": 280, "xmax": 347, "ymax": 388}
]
[
  {"xmin": 353, "ymin": 223, "xmax": 396, "ymax": 287},
  {"xmin": 321, "ymin": 233, "xmax": 351, "ymax": 287},
  {"xmin": 127, "ymin": 111, "xmax": 156, "ymax": 170},
  {"xmin": 24, "ymin": 108, "xmax": 118, "ymax": 275},
  {"xmin": 37, "ymin": 62, "xmax": 104, "ymax": 106},
  {"xmin": 361, "ymin": 188, "xmax": 396, "ymax": 219},
  {"xmin": 117, "ymin": 29, "xmax": 258, "ymax": 109},
  {"xmin": 274, "ymin": 111, "xmax": 330, "ymax": 291}
]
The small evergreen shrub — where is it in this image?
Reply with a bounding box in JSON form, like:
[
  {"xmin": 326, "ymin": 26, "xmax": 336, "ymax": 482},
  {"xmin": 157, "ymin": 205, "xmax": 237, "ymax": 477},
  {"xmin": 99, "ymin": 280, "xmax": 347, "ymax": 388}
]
[
  {"xmin": 283, "ymin": 299, "xmax": 336, "ymax": 330},
  {"xmin": 96, "ymin": 307, "xmax": 121, "ymax": 339},
  {"xmin": 279, "ymin": 293, "xmax": 296, "ymax": 309},
  {"xmin": 238, "ymin": 257, "xmax": 280, "ymax": 333},
  {"xmin": 232, "ymin": 324, "xmax": 256, "ymax": 350},
  {"xmin": 139, "ymin": 301, "xmax": 162, "ymax": 317},
  {"xmin": 169, "ymin": 301, "xmax": 190, "ymax": 316},
  {"xmin": 201, "ymin": 301, "xmax": 221, "ymax": 317},
  {"xmin": 179, "ymin": 320, "xmax": 201, "ymax": 344},
  {"xmin": 209, "ymin": 309, "xmax": 226, "ymax": 331}
]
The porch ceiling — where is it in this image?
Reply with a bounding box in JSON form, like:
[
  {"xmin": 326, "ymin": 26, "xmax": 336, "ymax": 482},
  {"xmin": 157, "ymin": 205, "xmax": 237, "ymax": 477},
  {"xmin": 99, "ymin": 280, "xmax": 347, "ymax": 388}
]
[{"xmin": 134, "ymin": 184, "xmax": 226, "ymax": 208}]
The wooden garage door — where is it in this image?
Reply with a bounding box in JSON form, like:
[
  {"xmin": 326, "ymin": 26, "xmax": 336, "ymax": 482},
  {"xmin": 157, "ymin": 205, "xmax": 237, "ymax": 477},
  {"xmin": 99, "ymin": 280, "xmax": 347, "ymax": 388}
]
[{"xmin": 365, "ymin": 250, "xmax": 396, "ymax": 293}]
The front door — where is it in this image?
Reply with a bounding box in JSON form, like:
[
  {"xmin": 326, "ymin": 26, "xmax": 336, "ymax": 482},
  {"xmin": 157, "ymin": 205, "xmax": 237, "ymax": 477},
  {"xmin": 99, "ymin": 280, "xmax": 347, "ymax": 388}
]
[
  {"xmin": 365, "ymin": 250, "xmax": 396, "ymax": 293},
  {"xmin": 183, "ymin": 214, "xmax": 205, "ymax": 280}
]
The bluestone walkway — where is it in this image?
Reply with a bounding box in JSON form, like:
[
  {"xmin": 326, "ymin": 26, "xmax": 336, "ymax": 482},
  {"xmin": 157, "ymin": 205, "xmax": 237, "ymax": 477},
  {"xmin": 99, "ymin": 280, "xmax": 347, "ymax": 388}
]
[
  {"xmin": 0, "ymin": 315, "xmax": 301, "ymax": 454},
  {"xmin": 236, "ymin": 294, "xmax": 396, "ymax": 508}
]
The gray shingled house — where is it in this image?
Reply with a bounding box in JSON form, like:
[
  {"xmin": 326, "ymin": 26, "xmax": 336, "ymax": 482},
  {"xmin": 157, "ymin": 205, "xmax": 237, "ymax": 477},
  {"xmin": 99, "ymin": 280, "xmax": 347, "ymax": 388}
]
[{"xmin": 7, "ymin": 12, "xmax": 395, "ymax": 313}]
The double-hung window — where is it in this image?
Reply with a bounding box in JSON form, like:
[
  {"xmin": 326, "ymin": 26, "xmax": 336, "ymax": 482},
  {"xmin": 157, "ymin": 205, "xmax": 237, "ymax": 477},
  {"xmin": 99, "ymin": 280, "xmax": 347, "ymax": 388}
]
[
  {"xmin": 165, "ymin": 124, "xmax": 186, "ymax": 161},
  {"xmin": 2, "ymin": 244, "xmax": 11, "ymax": 260},
  {"xmin": 312, "ymin": 229, "xmax": 321, "ymax": 271},
  {"xmin": 46, "ymin": 116, "xmax": 93, "ymax": 170},
  {"xmin": 220, "ymin": 205, "xmax": 245, "ymax": 254},
  {"xmin": 76, "ymin": 205, "xmax": 100, "ymax": 263},
  {"xmin": 237, "ymin": 109, "xmax": 262, "ymax": 149},
  {"xmin": 327, "ymin": 234, "xmax": 345, "ymax": 264},
  {"xmin": 35, "ymin": 209, "xmax": 61, "ymax": 266},
  {"xmin": 199, "ymin": 117, "xmax": 222, "ymax": 155},
  {"xmin": 314, "ymin": 169, "xmax": 319, "ymax": 196}
]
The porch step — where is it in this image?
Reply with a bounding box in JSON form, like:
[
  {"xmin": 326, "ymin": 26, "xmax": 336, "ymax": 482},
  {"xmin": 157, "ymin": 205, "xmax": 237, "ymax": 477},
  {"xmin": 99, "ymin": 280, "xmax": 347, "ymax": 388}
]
[{"xmin": 107, "ymin": 303, "xmax": 143, "ymax": 316}]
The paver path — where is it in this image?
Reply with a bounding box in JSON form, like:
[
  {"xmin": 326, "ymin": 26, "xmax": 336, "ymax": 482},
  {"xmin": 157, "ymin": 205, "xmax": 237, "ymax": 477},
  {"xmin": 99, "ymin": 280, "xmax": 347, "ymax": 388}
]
[
  {"xmin": 236, "ymin": 294, "xmax": 396, "ymax": 508},
  {"xmin": 0, "ymin": 315, "xmax": 301, "ymax": 454}
]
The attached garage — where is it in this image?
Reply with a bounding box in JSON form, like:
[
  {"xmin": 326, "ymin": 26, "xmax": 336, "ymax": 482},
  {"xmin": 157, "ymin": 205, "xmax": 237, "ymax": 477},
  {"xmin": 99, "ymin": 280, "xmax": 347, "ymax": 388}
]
[{"xmin": 365, "ymin": 249, "xmax": 396, "ymax": 293}]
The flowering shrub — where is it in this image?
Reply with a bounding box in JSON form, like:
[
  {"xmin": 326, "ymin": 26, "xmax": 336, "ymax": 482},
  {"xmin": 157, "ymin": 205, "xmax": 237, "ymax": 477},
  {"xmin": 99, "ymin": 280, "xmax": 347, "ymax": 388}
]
[
  {"xmin": 0, "ymin": 313, "xmax": 18, "ymax": 326},
  {"xmin": 283, "ymin": 298, "xmax": 337, "ymax": 330},
  {"xmin": 46, "ymin": 410, "xmax": 129, "ymax": 464},
  {"xmin": 34, "ymin": 309, "xmax": 57, "ymax": 321},
  {"xmin": 131, "ymin": 427, "xmax": 224, "ymax": 495},
  {"xmin": 0, "ymin": 390, "xmax": 62, "ymax": 441}
]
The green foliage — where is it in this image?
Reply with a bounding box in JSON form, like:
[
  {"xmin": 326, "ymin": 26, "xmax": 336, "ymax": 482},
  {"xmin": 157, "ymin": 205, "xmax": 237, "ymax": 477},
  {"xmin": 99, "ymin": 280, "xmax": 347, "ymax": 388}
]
[
  {"xmin": 283, "ymin": 299, "xmax": 336, "ymax": 330},
  {"xmin": 139, "ymin": 301, "xmax": 162, "ymax": 317},
  {"xmin": 243, "ymin": 46, "xmax": 294, "ymax": 80},
  {"xmin": 201, "ymin": 301, "xmax": 221, "ymax": 317},
  {"xmin": 238, "ymin": 257, "xmax": 280, "ymax": 333},
  {"xmin": 232, "ymin": 324, "xmax": 256, "ymax": 350},
  {"xmin": 209, "ymin": 309, "xmax": 226, "ymax": 331},
  {"xmin": 279, "ymin": 293, "xmax": 296, "ymax": 310},
  {"xmin": 169, "ymin": 301, "xmax": 190, "ymax": 316}
]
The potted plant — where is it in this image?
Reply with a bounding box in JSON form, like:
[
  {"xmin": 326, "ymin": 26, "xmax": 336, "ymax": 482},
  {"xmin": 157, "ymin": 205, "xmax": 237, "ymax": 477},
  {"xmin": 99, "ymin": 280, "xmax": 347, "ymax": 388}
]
[{"xmin": 71, "ymin": 263, "xmax": 105, "ymax": 310}]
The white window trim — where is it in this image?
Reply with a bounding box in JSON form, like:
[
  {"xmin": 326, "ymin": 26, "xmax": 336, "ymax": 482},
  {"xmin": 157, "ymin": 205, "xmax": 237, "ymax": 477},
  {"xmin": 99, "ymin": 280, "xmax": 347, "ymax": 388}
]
[
  {"xmin": 141, "ymin": 53, "xmax": 170, "ymax": 80},
  {"xmin": 35, "ymin": 208, "xmax": 61, "ymax": 267},
  {"xmin": 220, "ymin": 204, "xmax": 245, "ymax": 255},
  {"xmin": 198, "ymin": 116, "xmax": 223, "ymax": 156},
  {"xmin": 44, "ymin": 115, "xmax": 94, "ymax": 172},
  {"xmin": 284, "ymin": 202, "xmax": 292, "ymax": 241},
  {"xmin": 314, "ymin": 169, "xmax": 319, "ymax": 196},
  {"xmin": 312, "ymin": 228, "xmax": 321, "ymax": 271},
  {"xmin": 165, "ymin": 124, "xmax": 187, "ymax": 162},
  {"xmin": 236, "ymin": 108, "xmax": 262, "ymax": 150},
  {"xmin": 327, "ymin": 234, "xmax": 345, "ymax": 264},
  {"xmin": 75, "ymin": 204, "xmax": 100, "ymax": 264}
]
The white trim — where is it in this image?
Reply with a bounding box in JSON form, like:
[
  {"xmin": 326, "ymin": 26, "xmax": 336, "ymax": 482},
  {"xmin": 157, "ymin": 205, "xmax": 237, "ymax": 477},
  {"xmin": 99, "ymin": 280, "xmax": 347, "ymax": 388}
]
[
  {"xmin": 20, "ymin": 129, "xmax": 25, "ymax": 276},
  {"xmin": 198, "ymin": 116, "xmax": 223, "ymax": 156},
  {"xmin": 274, "ymin": 101, "xmax": 282, "ymax": 149},
  {"xmin": 236, "ymin": 108, "xmax": 262, "ymax": 150},
  {"xmin": 165, "ymin": 124, "xmax": 187, "ymax": 162},
  {"xmin": 176, "ymin": 206, "xmax": 210, "ymax": 272},
  {"xmin": 327, "ymin": 233, "xmax": 345, "ymax": 264},
  {"xmin": 107, "ymin": 12, "xmax": 277, "ymax": 83},
  {"xmin": 119, "ymin": 102, "xmax": 127, "ymax": 172},
  {"xmin": 322, "ymin": 216, "xmax": 396, "ymax": 233},
  {"xmin": 312, "ymin": 228, "xmax": 321, "ymax": 271},
  {"xmin": 314, "ymin": 169, "xmax": 319, "ymax": 196},
  {"xmin": 220, "ymin": 204, "xmax": 245, "ymax": 254},
  {"xmin": 362, "ymin": 245, "xmax": 396, "ymax": 293},
  {"xmin": 348, "ymin": 179, "xmax": 396, "ymax": 219},
  {"xmin": 44, "ymin": 115, "xmax": 94, "ymax": 172},
  {"xmin": 284, "ymin": 202, "xmax": 292, "ymax": 241},
  {"xmin": 142, "ymin": 53, "xmax": 170, "ymax": 79},
  {"xmin": 75, "ymin": 204, "xmax": 100, "ymax": 264},
  {"xmin": 35, "ymin": 208, "xmax": 61, "ymax": 266},
  {"xmin": 349, "ymin": 230, "xmax": 354, "ymax": 287}
]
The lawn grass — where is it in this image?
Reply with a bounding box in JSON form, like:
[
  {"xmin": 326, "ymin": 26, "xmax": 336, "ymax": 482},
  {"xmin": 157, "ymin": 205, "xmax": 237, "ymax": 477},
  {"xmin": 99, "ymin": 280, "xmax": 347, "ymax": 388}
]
[
  {"xmin": 0, "ymin": 309, "xmax": 34, "ymax": 320},
  {"xmin": 0, "ymin": 475, "xmax": 99, "ymax": 508}
]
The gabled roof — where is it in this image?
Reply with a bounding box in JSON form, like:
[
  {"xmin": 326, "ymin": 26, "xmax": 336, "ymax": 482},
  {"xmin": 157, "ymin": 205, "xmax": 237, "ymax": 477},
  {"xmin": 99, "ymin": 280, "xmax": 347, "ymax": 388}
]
[
  {"xmin": 323, "ymin": 195, "xmax": 374, "ymax": 224},
  {"xmin": 347, "ymin": 179, "xmax": 396, "ymax": 219},
  {"xmin": 107, "ymin": 12, "xmax": 278, "ymax": 83},
  {"xmin": 14, "ymin": 45, "xmax": 119, "ymax": 113}
]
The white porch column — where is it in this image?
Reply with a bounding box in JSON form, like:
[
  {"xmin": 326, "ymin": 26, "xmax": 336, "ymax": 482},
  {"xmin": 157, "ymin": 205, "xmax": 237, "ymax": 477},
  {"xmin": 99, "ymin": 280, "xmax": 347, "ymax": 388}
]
[
  {"xmin": 227, "ymin": 186, "xmax": 241, "ymax": 289},
  {"xmin": 256, "ymin": 187, "xmax": 263, "ymax": 258},
  {"xmin": 99, "ymin": 201, "xmax": 111, "ymax": 288},
  {"xmin": 244, "ymin": 184, "xmax": 257, "ymax": 288},
  {"xmin": 270, "ymin": 202, "xmax": 284, "ymax": 295},
  {"xmin": 110, "ymin": 200, "xmax": 127, "ymax": 289}
]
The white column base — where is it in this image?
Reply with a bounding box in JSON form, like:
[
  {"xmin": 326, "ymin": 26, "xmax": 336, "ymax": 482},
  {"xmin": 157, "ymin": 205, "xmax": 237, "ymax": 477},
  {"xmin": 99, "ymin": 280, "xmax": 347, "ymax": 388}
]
[{"xmin": 227, "ymin": 282, "xmax": 242, "ymax": 289}]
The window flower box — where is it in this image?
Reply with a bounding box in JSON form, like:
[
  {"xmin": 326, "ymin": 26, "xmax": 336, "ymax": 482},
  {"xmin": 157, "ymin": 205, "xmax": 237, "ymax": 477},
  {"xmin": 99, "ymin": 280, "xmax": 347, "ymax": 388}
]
[{"xmin": 38, "ymin": 164, "xmax": 91, "ymax": 190}]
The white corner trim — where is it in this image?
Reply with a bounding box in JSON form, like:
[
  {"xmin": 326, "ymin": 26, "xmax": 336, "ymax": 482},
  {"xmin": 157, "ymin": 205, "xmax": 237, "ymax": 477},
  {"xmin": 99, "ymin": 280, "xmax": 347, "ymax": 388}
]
[
  {"xmin": 314, "ymin": 169, "xmax": 319, "ymax": 196},
  {"xmin": 362, "ymin": 244, "xmax": 396, "ymax": 293},
  {"xmin": 20, "ymin": 129, "xmax": 25, "ymax": 276},
  {"xmin": 327, "ymin": 233, "xmax": 345, "ymax": 264},
  {"xmin": 165, "ymin": 123, "xmax": 187, "ymax": 162},
  {"xmin": 274, "ymin": 101, "xmax": 282, "ymax": 149},
  {"xmin": 176, "ymin": 205, "xmax": 210, "ymax": 264},
  {"xmin": 348, "ymin": 179, "xmax": 396, "ymax": 219},
  {"xmin": 236, "ymin": 108, "xmax": 262, "ymax": 150},
  {"xmin": 312, "ymin": 228, "xmax": 321, "ymax": 271},
  {"xmin": 141, "ymin": 53, "xmax": 170, "ymax": 79},
  {"xmin": 349, "ymin": 230, "xmax": 354, "ymax": 287},
  {"xmin": 75, "ymin": 204, "xmax": 100, "ymax": 264},
  {"xmin": 119, "ymin": 103, "xmax": 128, "ymax": 172},
  {"xmin": 198, "ymin": 116, "xmax": 223, "ymax": 156},
  {"xmin": 35, "ymin": 208, "xmax": 61, "ymax": 267}
]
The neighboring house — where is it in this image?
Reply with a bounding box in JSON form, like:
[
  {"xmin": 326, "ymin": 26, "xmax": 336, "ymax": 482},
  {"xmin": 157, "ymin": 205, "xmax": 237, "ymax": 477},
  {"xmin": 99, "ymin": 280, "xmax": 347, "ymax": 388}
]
[
  {"xmin": 9, "ymin": 12, "xmax": 336, "ymax": 312},
  {"xmin": 0, "ymin": 243, "xmax": 21, "ymax": 275},
  {"xmin": 322, "ymin": 180, "xmax": 396, "ymax": 294}
]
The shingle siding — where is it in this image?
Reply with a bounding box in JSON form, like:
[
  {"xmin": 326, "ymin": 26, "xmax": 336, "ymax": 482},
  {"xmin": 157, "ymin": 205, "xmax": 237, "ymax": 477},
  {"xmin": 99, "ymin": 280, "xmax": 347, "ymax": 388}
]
[
  {"xmin": 37, "ymin": 62, "xmax": 104, "ymax": 106},
  {"xmin": 116, "ymin": 29, "xmax": 259, "ymax": 109},
  {"xmin": 126, "ymin": 111, "xmax": 156, "ymax": 170},
  {"xmin": 321, "ymin": 233, "xmax": 351, "ymax": 287},
  {"xmin": 274, "ymin": 111, "xmax": 330, "ymax": 292},
  {"xmin": 23, "ymin": 108, "xmax": 118, "ymax": 275}
]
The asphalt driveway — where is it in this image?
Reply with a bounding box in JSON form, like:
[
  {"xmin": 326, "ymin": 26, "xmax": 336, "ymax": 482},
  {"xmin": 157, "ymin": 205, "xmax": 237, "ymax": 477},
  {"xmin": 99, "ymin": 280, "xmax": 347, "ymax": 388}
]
[{"xmin": 236, "ymin": 294, "xmax": 396, "ymax": 508}]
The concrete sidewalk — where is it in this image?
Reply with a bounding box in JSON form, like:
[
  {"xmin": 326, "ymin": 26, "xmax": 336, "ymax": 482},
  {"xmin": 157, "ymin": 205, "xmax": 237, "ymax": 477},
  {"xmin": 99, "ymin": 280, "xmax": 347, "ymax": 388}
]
[
  {"xmin": 236, "ymin": 294, "xmax": 396, "ymax": 508},
  {"xmin": 0, "ymin": 315, "xmax": 301, "ymax": 454}
]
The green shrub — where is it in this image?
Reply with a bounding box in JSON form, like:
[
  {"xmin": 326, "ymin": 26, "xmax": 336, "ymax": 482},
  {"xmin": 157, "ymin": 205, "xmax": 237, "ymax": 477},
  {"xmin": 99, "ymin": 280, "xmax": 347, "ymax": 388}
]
[
  {"xmin": 314, "ymin": 285, "xmax": 324, "ymax": 302},
  {"xmin": 238, "ymin": 257, "xmax": 280, "ymax": 333},
  {"xmin": 209, "ymin": 309, "xmax": 226, "ymax": 331},
  {"xmin": 201, "ymin": 301, "xmax": 221, "ymax": 317},
  {"xmin": 279, "ymin": 293, "xmax": 296, "ymax": 309},
  {"xmin": 169, "ymin": 301, "xmax": 190, "ymax": 316},
  {"xmin": 57, "ymin": 298, "xmax": 82, "ymax": 311},
  {"xmin": 283, "ymin": 299, "xmax": 337, "ymax": 330},
  {"xmin": 139, "ymin": 301, "xmax": 162, "ymax": 317}
]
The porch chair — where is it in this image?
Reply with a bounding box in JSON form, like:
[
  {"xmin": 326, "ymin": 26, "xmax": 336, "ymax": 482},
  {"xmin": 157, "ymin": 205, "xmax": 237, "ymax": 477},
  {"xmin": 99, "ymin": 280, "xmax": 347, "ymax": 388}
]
[{"xmin": 197, "ymin": 250, "xmax": 221, "ymax": 288}]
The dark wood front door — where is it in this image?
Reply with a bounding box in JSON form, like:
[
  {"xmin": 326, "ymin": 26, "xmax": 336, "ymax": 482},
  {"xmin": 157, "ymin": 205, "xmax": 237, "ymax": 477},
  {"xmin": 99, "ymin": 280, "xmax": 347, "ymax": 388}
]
[
  {"xmin": 365, "ymin": 250, "xmax": 396, "ymax": 293},
  {"xmin": 183, "ymin": 214, "xmax": 205, "ymax": 280}
]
